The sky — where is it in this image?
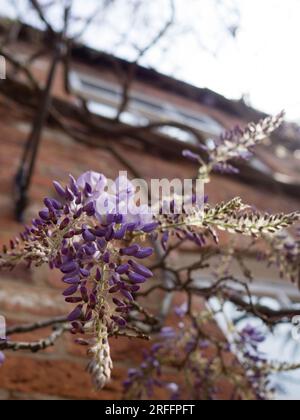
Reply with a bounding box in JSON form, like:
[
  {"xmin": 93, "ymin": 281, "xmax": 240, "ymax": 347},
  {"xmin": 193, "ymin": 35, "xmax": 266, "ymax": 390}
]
[{"xmin": 2, "ymin": 0, "xmax": 300, "ymax": 122}]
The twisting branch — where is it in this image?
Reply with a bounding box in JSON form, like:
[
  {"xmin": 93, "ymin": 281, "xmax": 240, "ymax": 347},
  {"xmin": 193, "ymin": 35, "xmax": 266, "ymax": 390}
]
[
  {"xmin": 29, "ymin": 0, "xmax": 55, "ymax": 36},
  {"xmin": 224, "ymin": 290, "xmax": 300, "ymax": 322},
  {"xmin": 0, "ymin": 19, "xmax": 22, "ymax": 48},
  {"xmin": 0, "ymin": 325, "xmax": 68, "ymax": 353},
  {"xmin": 6, "ymin": 316, "xmax": 69, "ymax": 335},
  {"xmin": 0, "ymin": 49, "xmax": 40, "ymax": 91}
]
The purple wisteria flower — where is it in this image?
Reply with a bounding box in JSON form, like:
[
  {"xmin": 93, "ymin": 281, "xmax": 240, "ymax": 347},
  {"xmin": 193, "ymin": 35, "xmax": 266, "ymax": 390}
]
[
  {"xmin": 0, "ymin": 170, "xmax": 159, "ymax": 386},
  {"xmin": 0, "ymin": 351, "xmax": 4, "ymax": 367},
  {"xmin": 49, "ymin": 171, "xmax": 157, "ymax": 334},
  {"xmin": 123, "ymin": 340, "xmax": 180, "ymax": 400},
  {"xmin": 233, "ymin": 325, "xmax": 273, "ymax": 400},
  {"xmin": 182, "ymin": 113, "xmax": 285, "ymax": 182},
  {"xmin": 11, "ymin": 170, "xmax": 160, "ymax": 389},
  {"xmin": 76, "ymin": 171, "xmax": 154, "ymax": 228},
  {"xmin": 240, "ymin": 325, "xmax": 266, "ymax": 345},
  {"xmin": 124, "ymin": 309, "xmax": 273, "ymax": 400}
]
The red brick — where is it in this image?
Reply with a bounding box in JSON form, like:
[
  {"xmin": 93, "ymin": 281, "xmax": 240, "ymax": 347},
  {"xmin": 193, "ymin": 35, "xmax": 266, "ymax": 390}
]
[
  {"xmin": 0, "ymin": 355, "xmax": 125, "ymax": 400},
  {"xmin": 45, "ymin": 267, "xmax": 66, "ymax": 291},
  {"xmin": 66, "ymin": 332, "xmax": 152, "ymax": 362},
  {"xmin": 8, "ymin": 326, "xmax": 57, "ymax": 354},
  {"xmin": 0, "ymin": 279, "xmax": 68, "ymax": 317}
]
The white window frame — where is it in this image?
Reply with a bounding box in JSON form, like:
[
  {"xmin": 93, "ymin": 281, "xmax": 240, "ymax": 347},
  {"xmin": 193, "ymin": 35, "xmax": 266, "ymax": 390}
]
[{"xmin": 69, "ymin": 70, "xmax": 224, "ymax": 138}]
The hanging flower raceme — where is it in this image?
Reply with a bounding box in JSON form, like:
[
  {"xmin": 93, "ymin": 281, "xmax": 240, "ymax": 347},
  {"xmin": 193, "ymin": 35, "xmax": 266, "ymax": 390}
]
[
  {"xmin": 183, "ymin": 112, "xmax": 285, "ymax": 182},
  {"xmin": 0, "ymin": 171, "xmax": 158, "ymax": 388},
  {"xmin": 52, "ymin": 172, "xmax": 159, "ymax": 388},
  {"xmin": 263, "ymin": 230, "xmax": 300, "ymax": 285},
  {"xmin": 0, "ymin": 351, "xmax": 4, "ymax": 367}
]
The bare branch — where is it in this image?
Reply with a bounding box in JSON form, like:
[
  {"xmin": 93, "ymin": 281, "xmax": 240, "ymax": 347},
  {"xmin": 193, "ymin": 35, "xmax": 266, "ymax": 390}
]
[
  {"xmin": 116, "ymin": 0, "xmax": 176, "ymax": 119},
  {"xmin": 29, "ymin": 0, "xmax": 55, "ymax": 35},
  {"xmin": 224, "ymin": 290, "xmax": 300, "ymax": 322},
  {"xmin": 6, "ymin": 316, "xmax": 68, "ymax": 335},
  {"xmin": 1, "ymin": 325, "xmax": 68, "ymax": 353},
  {"xmin": 0, "ymin": 49, "xmax": 40, "ymax": 91}
]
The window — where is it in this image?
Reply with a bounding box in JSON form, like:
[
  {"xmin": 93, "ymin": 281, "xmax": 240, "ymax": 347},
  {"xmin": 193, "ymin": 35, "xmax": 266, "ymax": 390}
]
[{"xmin": 69, "ymin": 71, "xmax": 224, "ymax": 143}]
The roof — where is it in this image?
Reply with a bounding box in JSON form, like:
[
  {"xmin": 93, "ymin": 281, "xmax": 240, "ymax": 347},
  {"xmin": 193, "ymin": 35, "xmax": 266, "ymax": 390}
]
[
  {"xmin": 1, "ymin": 19, "xmax": 300, "ymax": 201},
  {"xmin": 0, "ymin": 19, "xmax": 267, "ymax": 120}
]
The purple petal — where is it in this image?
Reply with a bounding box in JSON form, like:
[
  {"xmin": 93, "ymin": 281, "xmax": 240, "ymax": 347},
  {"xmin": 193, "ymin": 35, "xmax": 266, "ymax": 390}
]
[
  {"xmin": 89, "ymin": 293, "xmax": 97, "ymax": 309},
  {"xmin": 116, "ymin": 264, "xmax": 130, "ymax": 275},
  {"xmin": 128, "ymin": 272, "xmax": 147, "ymax": 284},
  {"xmin": 120, "ymin": 245, "xmax": 140, "ymax": 257},
  {"xmin": 59, "ymin": 217, "xmax": 70, "ymax": 230},
  {"xmin": 0, "ymin": 352, "xmax": 5, "ymax": 366},
  {"xmin": 113, "ymin": 298, "xmax": 125, "ymax": 307},
  {"xmin": 142, "ymin": 222, "xmax": 159, "ymax": 233},
  {"xmin": 82, "ymin": 229, "xmax": 96, "ymax": 242},
  {"xmin": 121, "ymin": 290, "xmax": 134, "ymax": 301},
  {"xmin": 129, "ymin": 285, "xmax": 140, "ymax": 293},
  {"xmin": 63, "ymin": 276, "xmax": 81, "ymax": 285},
  {"xmin": 112, "ymin": 316, "xmax": 127, "ymax": 327},
  {"xmin": 83, "ymin": 202, "xmax": 95, "ymax": 216},
  {"xmin": 129, "ymin": 260, "xmax": 153, "ymax": 278},
  {"xmin": 53, "ymin": 181, "xmax": 66, "ymax": 198},
  {"xmin": 65, "ymin": 297, "xmax": 83, "ymax": 303},
  {"xmin": 114, "ymin": 225, "xmax": 127, "ymax": 240},
  {"xmin": 80, "ymin": 268, "xmax": 90, "ymax": 278},
  {"xmin": 135, "ymin": 247, "xmax": 153, "ymax": 259},
  {"xmin": 60, "ymin": 261, "xmax": 78, "ymax": 274},
  {"xmin": 39, "ymin": 209, "xmax": 50, "ymax": 221},
  {"xmin": 182, "ymin": 149, "xmax": 200, "ymax": 162},
  {"xmin": 63, "ymin": 284, "xmax": 79, "ymax": 297},
  {"xmin": 109, "ymin": 284, "xmax": 121, "ymax": 293},
  {"xmin": 80, "ymin": 286, "xmax": 89, "ymax": 303},
  {"xmin": 95, "ymin": 269, "xmax": 102, "ymax": 282},
  {"xmin": 67, "ymin": 305, "xmax": 83, "ymax": 322}
]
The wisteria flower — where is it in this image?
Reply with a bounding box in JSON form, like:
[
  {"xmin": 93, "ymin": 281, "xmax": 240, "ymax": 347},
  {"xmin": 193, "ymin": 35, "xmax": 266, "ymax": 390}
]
[{"xmin": 0, "ymin": 351, "xmax": 5, "ymax": 367}]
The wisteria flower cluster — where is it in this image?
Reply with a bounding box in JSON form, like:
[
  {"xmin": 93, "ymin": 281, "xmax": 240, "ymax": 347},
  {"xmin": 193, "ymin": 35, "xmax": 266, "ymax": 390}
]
[
  {"xmin": 0, "ymin": 171, "xmax": 159, "ymax": 388},
  {"xmin": 123, "ymin": 309, "xmax": 300, "ymax": 400},
  {"xmin": 263, "ymin": 230, "xmax": 300, "ymax": 285},
  {"xmin": 123, "ymin": 309, "xmax": 271, "ymax": 400},
  {"xmin": 183, "ymin": 112, "xmax": 285, "ymax": 182},
  {"xmin": 1, "ymin": 113, "xmax": 300, "ymax": 399}
]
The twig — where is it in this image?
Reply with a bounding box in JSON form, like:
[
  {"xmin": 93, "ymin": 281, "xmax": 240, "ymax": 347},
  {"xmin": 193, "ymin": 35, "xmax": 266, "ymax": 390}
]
[
  {"xmin": 115, "ymin": 0, "xmax": 176, "ymax": 119},
  {"xmin": 0, "ymin": 49, "xmax": 40, "ymax": 91},
  {"xmin": 1, "ymin": 325, "xmax": 68, "ymax": 353},
  {"xmin": 29, "ymin": 0, "xmax": 55, "ymax": 36},
  {"xmin": 224, "ymin": 290, "xmax": 300, "ymax": 322},
  {"xmin": 7, "ymin": 316, "xmax": 69, "ymax": 335}
]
